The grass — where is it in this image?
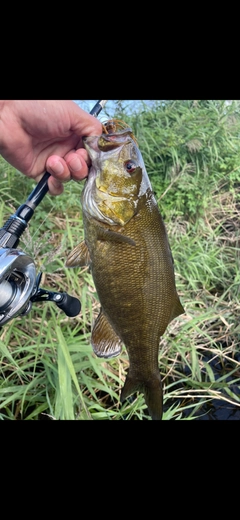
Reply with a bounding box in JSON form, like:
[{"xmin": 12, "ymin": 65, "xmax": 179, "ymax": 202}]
[{"xmin": 0, "ymin": 106, "xmax": 239, "ymax": 419}]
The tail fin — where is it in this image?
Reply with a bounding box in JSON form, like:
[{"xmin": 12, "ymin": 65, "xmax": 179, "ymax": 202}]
[{"xmin": 120, "ymin": 373, "xmax": 163, "ymax": 420}]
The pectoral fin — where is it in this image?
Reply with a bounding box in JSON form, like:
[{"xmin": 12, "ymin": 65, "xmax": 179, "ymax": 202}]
[
  {"xmin": 65, "ymin": 240, "xmax": 91, "ymax": 268},
  {"xmin": 96, "ymin": 226, "xmax": 136, "ymax": 246},
  {"xmin": 91, "ymin": 309, "xmax": 122, "ymax": 358}
]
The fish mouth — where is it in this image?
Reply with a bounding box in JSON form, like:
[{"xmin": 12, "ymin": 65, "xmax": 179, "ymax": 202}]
[
  {"xmin": 98, "ymin": 129, "xmax": 133, "ymax": 151},
  {"xmin": 83, "ymin": 130, "xmax": 132, "ymax": 153}
]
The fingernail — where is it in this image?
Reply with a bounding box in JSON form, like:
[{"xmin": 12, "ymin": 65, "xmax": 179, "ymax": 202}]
[
  {"xmin": 52, "ymin": 162, "xmax": 64, "ymax": 175},
  {"xmin": 69, "ymin": 157, "xmax": 82, "ymax": 172}
]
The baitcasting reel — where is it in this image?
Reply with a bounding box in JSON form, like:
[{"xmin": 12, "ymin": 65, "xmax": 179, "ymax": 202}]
[
  {"xmin": 0, "ymin": 246, "xmax": 81, "ymax": 325},
  {"xmin": 0, "ymin": 100, "xmax": 107, "ymax": 327}
]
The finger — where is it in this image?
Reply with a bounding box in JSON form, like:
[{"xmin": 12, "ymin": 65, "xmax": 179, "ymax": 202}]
[
  {"xmin": 46, "ymin": 151, "xmax": 89, "ymax": 183},
  {"xmin": 72, "ymin": 109, "xmax": 103, "ymax": 137},
  {"xmin": 46, "ymin": 155, "xmax": 71, "ymax": 182},
  {"xmin": 64, "ymin": 149, "xmax": 89, "ymax": 181},
  {"xmin": 65, "ymin": 147, "xmax": 90, "ymax": 166},
  {"xmin": 47, "ymin": 176, "xmax": 64, "ymax": 196}
]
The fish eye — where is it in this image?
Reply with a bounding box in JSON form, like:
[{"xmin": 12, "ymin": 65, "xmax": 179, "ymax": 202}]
[{"xmin": 125, "ymin": 160, "xmax": 137, "ymax": 173}]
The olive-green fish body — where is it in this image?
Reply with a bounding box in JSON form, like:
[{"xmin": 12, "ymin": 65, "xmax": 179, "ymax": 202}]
[{"xmin": 66, "ymin": 127, "xmax": 184, "ymax": 420}]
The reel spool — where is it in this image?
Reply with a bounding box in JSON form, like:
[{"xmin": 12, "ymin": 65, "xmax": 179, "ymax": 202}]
[{"xmin": 0, "ymin": 248, "xmax": 36, "ymax": 325}]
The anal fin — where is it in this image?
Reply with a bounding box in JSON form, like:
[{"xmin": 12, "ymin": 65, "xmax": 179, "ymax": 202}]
[{"xmin": 91, "ymin": 309, "xmax": 122, "ymax": 358}]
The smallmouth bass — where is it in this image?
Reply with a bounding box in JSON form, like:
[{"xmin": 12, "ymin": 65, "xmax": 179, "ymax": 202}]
[{"xmin": 66, "ymin": 121, "xmax": 184, "ymax": 420}]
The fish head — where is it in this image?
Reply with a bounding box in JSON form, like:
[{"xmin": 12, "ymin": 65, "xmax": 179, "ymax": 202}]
[{"xmin": 82, "ymin": 128, "xmax": 152, "ymax": 226}]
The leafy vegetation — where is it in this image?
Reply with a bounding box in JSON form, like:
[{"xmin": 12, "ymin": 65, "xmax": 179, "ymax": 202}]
[{"xmin": 0, "ymin": 100, "xmax": 239, "ymax": 420}]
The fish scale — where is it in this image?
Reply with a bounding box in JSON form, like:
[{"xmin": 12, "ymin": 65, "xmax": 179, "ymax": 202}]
[{"xmin": 66, "ymin": 124, "xmax": 184, "ymax": 420}]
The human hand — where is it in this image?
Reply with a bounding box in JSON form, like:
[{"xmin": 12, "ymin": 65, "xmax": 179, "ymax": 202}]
[{"xmin": 0, "ymin": 100, "xmax": 103, "ymax": 195}]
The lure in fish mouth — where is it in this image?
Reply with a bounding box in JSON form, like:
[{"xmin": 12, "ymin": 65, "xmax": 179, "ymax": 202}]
[{"xmin": 67, "ymin": 122, "xmax": 184, "ymax": 420}]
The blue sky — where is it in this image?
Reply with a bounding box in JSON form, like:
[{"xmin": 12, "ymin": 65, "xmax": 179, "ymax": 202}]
[
  {"xmin": 74, "ymin": 100, "xmax": 155, "ymax": 121},
  {"xmin": 74, "ymin": 100, "xmax": 119, "ymax": 121}
]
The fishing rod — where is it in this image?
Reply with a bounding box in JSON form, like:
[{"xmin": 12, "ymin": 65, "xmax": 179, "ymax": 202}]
[{"xmin": 0, "ymin": 100, "xmax": 108, "ymax": 326}]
